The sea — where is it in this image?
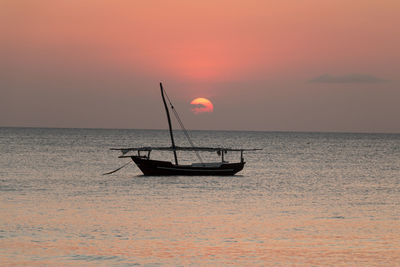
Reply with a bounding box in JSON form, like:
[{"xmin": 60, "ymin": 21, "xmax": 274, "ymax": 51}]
[{"xmin": 0, "ymin": 127, "xmax": 399, "ymax": 266}]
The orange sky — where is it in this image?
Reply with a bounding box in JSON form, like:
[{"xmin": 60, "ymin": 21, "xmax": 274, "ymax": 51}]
[{"xmin": 1, "ymin": 0, "xmax": 399, "ymax": 132}]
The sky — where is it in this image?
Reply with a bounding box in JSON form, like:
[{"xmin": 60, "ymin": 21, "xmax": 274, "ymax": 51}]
[{"xmin": 1, "ymin": 0, "xmax": 399, "ymax": 133}]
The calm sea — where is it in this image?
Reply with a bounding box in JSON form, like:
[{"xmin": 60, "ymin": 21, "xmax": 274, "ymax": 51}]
[{"xmin": 1, "ymin": 127, "xmax": 399, "ymax": 266}]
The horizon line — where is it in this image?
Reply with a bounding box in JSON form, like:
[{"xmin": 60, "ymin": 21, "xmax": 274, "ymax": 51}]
[{"xmin": 1, "ymin": 125, "xmax": 399, "ymax": 135}]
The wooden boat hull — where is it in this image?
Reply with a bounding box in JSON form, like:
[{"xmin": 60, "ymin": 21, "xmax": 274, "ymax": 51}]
[{"xmin": 131, "ymin": 156, "xmax": 245, "ymax": 176}]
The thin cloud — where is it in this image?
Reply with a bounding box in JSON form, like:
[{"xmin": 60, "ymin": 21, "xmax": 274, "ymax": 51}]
[
  {"xmin": 309, "ymin": 74, "xmax": 386, "ymax": 84},
  {"xmin": 191, "ymin": 103, "xmax": 206, "ymax": 108}
]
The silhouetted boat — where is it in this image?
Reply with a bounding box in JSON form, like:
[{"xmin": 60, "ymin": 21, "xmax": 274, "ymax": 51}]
[{"xmin": 111, "ymin": 83, "xmax": 260, "ymax": 176}]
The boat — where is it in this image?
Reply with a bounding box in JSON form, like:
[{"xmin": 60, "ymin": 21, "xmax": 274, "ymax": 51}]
[{"xmin": 111, "ymin": 82, "xmax": 260, "ymax": 176}]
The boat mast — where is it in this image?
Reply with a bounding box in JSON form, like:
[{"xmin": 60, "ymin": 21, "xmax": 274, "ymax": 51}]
[{"xmin": 160, "ymin": 82, "xmax": 178, "ymax": 165}]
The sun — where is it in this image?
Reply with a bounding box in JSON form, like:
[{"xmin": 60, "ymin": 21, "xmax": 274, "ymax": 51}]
[{"xmin": 190, "ymin": 97, "xmax": 214, "ymax": 114}]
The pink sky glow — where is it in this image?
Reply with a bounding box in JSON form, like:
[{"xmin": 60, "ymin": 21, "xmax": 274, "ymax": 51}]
[{"xmin": 1, "ymin": 0, "xmax": 399, "ymax": 132}]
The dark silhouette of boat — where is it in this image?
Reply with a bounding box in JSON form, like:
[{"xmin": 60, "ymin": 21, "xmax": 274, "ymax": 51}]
[{"xmin": 111, "ymin": 83, "xmax": 260, "ymax": 176}]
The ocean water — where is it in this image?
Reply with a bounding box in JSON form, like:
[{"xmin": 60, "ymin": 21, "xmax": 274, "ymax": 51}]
[{"xmin": 0, "ymin": 127, "xmax": 399, "ymax": 266}]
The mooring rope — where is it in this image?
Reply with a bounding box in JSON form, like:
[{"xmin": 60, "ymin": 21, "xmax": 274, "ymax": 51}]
[{"xmin": 102, "ymin": 161, "xmax": 131, "ymax": 175}]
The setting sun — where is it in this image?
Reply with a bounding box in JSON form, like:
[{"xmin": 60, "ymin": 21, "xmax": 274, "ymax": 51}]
[{"xmin": 190, "ymin": 97, "xmax": 214, "ymax": 114}]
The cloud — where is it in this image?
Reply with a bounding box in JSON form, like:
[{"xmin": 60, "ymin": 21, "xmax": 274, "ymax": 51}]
[
  {"xmin": 309, "ymin": 74, "xmax": 386, "ymax": 84},
  {"xmin": 191, "ymin": 103, "xmax": 206, "ymax": 109}
]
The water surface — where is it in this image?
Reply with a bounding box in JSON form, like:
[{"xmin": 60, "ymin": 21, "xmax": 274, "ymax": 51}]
[{"xmin": 1, "ymin": 128, "xmax": 399, "ymax": 265}]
